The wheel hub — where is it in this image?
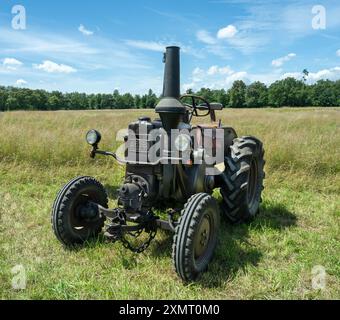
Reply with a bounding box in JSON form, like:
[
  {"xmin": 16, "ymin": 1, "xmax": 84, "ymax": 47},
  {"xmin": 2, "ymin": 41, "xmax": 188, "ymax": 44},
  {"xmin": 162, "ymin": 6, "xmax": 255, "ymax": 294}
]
[
  {"xmin": 78, "ymin": 201, "xmax": 99, "ymax": 220},
  {"xmin": 194, "ymin": 215, "xmax": 211, "ymax": 259}
]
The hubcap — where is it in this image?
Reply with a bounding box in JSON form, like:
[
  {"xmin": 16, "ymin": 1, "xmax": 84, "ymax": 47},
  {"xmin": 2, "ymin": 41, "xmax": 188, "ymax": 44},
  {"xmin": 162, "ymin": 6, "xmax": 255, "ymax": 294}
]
[
  {"xmin": 194, "ymin": 214, "xmax": 211, "ymax": 259},
  {"xmin": 71, "ymin": 195, "xmax": 98, "ymax": 231}
]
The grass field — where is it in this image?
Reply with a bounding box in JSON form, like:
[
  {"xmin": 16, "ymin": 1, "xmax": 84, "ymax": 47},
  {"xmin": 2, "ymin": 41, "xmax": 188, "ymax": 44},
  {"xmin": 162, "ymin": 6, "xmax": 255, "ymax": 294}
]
[{"xmin": 0, "ymin": 108, "xmax": 339, "ymax": 300}]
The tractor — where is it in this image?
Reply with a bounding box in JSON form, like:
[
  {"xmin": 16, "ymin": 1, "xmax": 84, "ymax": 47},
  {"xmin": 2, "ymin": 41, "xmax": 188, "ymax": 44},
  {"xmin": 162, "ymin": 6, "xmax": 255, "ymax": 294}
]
[{"xmin": 51, "ymin": 46, "xmax": 265, "ymax": 282}]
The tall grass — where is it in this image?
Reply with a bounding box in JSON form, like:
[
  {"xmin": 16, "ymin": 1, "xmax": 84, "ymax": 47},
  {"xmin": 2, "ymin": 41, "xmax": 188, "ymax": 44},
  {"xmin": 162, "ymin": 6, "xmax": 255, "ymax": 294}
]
[
  {"xmin": 1, "ymin": 108, "xmax": 338, "ymax": 172},
  {"xmin": 0, "ymin": 108, "xmax": 339, "ymax": 299}
]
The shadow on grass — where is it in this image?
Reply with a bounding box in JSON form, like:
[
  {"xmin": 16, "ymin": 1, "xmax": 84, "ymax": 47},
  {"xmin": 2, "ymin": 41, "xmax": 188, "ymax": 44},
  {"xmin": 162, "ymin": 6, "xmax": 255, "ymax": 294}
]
[
  {"xmin": 197, "ymin": 202, "xmax": 297, "ymax": 287},
  {"xmin": 72, "ymin": 199, "xmax": 297, "ymax": 286},
  {"xmin": 254, "ymin": 202, "xmax": 297, "ymax": 230},
  {"xmin": 149, "ymin": 202, "xmax": 297, "ymax": 287}
]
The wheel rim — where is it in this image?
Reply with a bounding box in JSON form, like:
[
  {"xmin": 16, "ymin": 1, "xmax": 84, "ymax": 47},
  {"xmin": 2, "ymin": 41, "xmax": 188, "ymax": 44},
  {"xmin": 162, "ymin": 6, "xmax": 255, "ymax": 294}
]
[
  {"xmin": 70, "ymin": 193, "xmax": 100, "ymax": 233},
  {"xmin": 194, "ymin": 212, "xmax": 213, "ymax": 265},
  {"xmin": 247, "ymin": 159, "xmax": 258, "ymax": 211}
]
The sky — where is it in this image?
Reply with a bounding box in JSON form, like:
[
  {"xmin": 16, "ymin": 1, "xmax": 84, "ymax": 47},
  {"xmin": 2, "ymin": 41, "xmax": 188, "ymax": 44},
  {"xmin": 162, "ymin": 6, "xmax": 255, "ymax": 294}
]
[{"xmin": 0, "ymin": 0, "xmax": 340, "ymax": 94}]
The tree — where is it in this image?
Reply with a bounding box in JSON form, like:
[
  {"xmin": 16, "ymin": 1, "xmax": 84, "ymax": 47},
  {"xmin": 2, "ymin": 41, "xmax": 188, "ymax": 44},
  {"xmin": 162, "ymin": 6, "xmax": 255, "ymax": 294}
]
[
  {"xmin": 0, "ymin": 86, "xmax": 8, "ymax": 111},
  {"xmin": 245, "ymin": 81, "xmax": 268, "ymax": 108},
  {"xmin": 47, "ymin": 95, "xmax": 62, "ymax": 110},
  {"xmin": 145, "ymin": 89, "xmax": 158, "ymax": 109},
  {"xmin": 302, "ymin": 69, "xmax": 309, "ymax": 82},
  {"xmin": 212, "ymin": 89, "xmax": 229, "ymax": 107},
  {"xmin": 101, "ymin": 94, "xmax": 114, "ymax": 109},
  {"xmin": 134, "ymin": 94, "xmax": 141, "ymax": 109},
  {"xmin": 310, "ymin": 80, "xmax": 336, "ymax": 106},
  {"xmin": 268, "ymin": 77, "xmax": 307, "ymax": 107},
  {"xmin": 5, "ymin": 93, "xmax": 19, "ymax": 110},
  {"xmin": 140, "ymin": 94, "xmax": 148, "ymax": 109},
  {"xmin": 0, "ymin": 78, "xmax": 340, "ymax": 111},
  {"xmin": 196, "ymin": 88, "xmax": 215, "ymax": 102},
  {"xmin": 113, "ymin": 90, "xmax": 123, "ymax": 109},
  {"xmin": 334, "ymin": 80, "xmax": 340, "ymax": 106},
  {"xmin": 228, "ymin": 80, "xmax": 247, "ymax": 108},
  {"xmin": 88, "ymin": 94, "xmax": 96, "ymax": 110},
  {"xmin": 121, "ymin": 93, "xmax": 134, "ymax": 109}
]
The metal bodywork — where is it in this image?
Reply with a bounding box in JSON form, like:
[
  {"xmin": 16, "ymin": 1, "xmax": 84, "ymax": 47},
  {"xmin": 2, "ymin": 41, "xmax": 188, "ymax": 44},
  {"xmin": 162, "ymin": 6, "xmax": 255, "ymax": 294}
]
[
  {"xmin": 52, "ymin": 45, "xmax": 265, "ymax": 282},
  {"xmin": 87, "ymin": 46, "xmax": 236, "ymax": 250}
]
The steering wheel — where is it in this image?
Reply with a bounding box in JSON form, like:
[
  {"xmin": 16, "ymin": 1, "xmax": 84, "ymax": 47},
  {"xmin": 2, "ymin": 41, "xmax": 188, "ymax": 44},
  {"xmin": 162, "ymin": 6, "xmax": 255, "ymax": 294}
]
[{"xmin": 180, "ymin": 95, "xmax": 211, "ymax": 122}]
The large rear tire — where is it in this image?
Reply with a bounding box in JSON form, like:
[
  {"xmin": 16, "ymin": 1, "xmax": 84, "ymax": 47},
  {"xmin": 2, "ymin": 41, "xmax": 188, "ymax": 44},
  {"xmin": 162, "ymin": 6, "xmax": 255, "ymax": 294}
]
[
  {"xmin": 172, "ymin": 193, "xmax": 220, "ymax": 282},
  {"xmin": 51, "ymin": 176, "xmax": 108, "ymax": 247},
  {"xmin": 221, "ymin": 136, "xmax": 265, "ymax": 223}
]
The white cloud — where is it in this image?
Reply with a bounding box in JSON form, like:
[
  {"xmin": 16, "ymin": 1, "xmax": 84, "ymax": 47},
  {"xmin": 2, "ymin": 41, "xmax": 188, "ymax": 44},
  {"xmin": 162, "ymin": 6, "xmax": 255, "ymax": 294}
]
[
  {"xmin": 3, "ymin": 58, "xmax": 22, "ymax": 66},
  {"xmin": 219, "ymin": 66, "xmax": 234, "ymax": 75},
  {"xmin": 225, "ymin": 71, "xmax": 248, "ymax": 84},
  {"xmin": 183, "ymin": 63, "xmax": 340, "ymax": 92},
  {"xmin": 78, "ymin": 24, "xmax": 94, "ymax": 36},
  {"xmin": 196, "ymin": 30, "xmax": 216, "ymax": 45},
  {"xmin": 193, "ymin": 67, "xmax": 204, "ymax": 76},
  {"xmin": 197, "ymin": 24, "xmax": 265, "ymax": 56},
  {"xmin": 125, "ymin": 40, "xmax": 165, "ymax": 52},
  {"xmin": 207, "ymin": 66, "xmax": 219, "ymax": 75},
  {"xmin": 226, "ymin": 32, "xmax": 268, "ymax": 54},
  {"xmin": 183, "ymin": 66, "xmax": 340, "ymax": 90},
  {"xmin": 282, "ymin": 67, "xmax": 340, "ymax": 82},
  {"xmin": 183, "ymin": 65, "xmax": 247, "ymax": 91},
  {"xmin": 192, "ymin": 67, "xmax": 205, "ymax": 83},
  {"xmin": 337, "ymin": 49, "xmax": 340, "ymax": 57},
  {"xmin": 183, "ymin": 83, "xmax": 195, "ymax": 92},
  {"xmin": 207, "ymin": 65, "xmax": 233, "ymax": 76},
  {"xmin": 0, "ymin": 29, "xmax": 98, "ymax": 55},
  {"xmin": 3, "ymin": 57, "xmax": 23, "ymax": 70},
  {"xmin": 16, "ymin": 79, "xmax": 27, "ymax": 86},
  {"xmin": 272, "ymin": 53, "xmax": 296, "ymax": 67},
  {"xmin": 33, "ymin": 60, "xmax": 77, "ymax": 74},
  {"xmin": 217, "ymin": 25, "xmax": 238, "ymax": 39}
]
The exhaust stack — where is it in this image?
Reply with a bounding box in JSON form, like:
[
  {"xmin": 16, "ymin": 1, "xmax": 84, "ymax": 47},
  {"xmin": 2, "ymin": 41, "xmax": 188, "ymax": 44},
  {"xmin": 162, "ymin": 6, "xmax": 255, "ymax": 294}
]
[
  {"xmin": 162, "ymin": 46, "xmax": 181, "ymax": 99},
  {"xmin": 156, "ymin": 46, "xmax": 186, "ymax": 131}
]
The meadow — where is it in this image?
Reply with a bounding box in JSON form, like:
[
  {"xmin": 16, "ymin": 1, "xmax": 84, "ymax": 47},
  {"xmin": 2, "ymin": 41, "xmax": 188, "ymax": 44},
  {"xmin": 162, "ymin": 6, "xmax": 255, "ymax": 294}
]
[{"xmin": 0, "ymin": 108, "xmax": 339, "ymax": 300}]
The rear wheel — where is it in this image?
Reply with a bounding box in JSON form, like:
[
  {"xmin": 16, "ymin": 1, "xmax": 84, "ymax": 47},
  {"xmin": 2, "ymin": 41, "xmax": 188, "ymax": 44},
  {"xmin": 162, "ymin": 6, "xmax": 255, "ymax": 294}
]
[
  {"xmin": 172, "ymin": 193, "xmax": 220, "ymax": 282},
  {"xmin": 51, "ymin": 176, "xmax": 108, "ymax": 247},
  {"xmin": 221, "ymin": 137, "xmax": 265, "ymax": 223}
]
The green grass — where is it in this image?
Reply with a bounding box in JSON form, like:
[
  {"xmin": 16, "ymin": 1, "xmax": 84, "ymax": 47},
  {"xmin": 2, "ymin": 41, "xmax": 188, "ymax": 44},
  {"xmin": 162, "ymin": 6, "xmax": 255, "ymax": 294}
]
[{"xmin": 0, "ymin": 108, "xmax": 339, "ymax": 299}]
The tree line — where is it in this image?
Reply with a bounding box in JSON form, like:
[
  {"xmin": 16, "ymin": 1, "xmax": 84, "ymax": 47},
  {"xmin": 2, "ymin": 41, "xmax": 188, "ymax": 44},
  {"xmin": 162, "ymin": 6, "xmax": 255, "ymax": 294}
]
[
  {"xmin": 0, "ymin": 88, "xmax": 158, "ymax": 111},
  {"xmin": 0, "ymin": 77, "xmax": 339, "ymax": 111}
]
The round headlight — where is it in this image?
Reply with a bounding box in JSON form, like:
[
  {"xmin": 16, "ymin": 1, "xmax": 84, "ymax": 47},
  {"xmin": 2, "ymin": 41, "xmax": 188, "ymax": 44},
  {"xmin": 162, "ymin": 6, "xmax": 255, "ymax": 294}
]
[
  {"xmin": 174, "ymin": 134, "xmax": 191, "ymax": 152},
  {"xmin": 86, "ymin": 130, "xmax": 101, "ymax": 146}
]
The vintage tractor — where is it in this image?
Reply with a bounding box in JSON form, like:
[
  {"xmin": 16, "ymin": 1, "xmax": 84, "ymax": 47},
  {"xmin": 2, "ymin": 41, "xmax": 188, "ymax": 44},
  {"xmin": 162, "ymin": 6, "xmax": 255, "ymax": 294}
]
[{"xmin": 51, "ymin": 47, "xmax": 265, "ymax": 282}]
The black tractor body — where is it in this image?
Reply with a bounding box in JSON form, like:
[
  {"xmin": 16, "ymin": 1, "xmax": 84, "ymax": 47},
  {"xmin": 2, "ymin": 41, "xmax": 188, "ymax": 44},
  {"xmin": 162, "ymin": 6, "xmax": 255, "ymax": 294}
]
[{"xmin": 52, "ymin": 46, "xmax": 265, "ymax": 281}]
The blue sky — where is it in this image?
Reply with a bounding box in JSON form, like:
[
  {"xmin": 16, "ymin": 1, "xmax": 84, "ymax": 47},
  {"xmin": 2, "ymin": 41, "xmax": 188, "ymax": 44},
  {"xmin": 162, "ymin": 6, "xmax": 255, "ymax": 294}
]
[{"xmin": 0, "ymin": 0, "xmax": 340, "ymax": 94}]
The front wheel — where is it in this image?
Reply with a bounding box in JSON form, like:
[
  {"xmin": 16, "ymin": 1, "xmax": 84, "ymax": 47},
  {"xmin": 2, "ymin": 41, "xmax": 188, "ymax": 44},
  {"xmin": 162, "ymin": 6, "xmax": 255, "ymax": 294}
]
[
  {"xmin": 172, "ymin": 193, "xmax": 220, "ymax": 282},
  {"xmin": 51, "ymin": 176, "xmax": 108, "ymax": 247}
]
